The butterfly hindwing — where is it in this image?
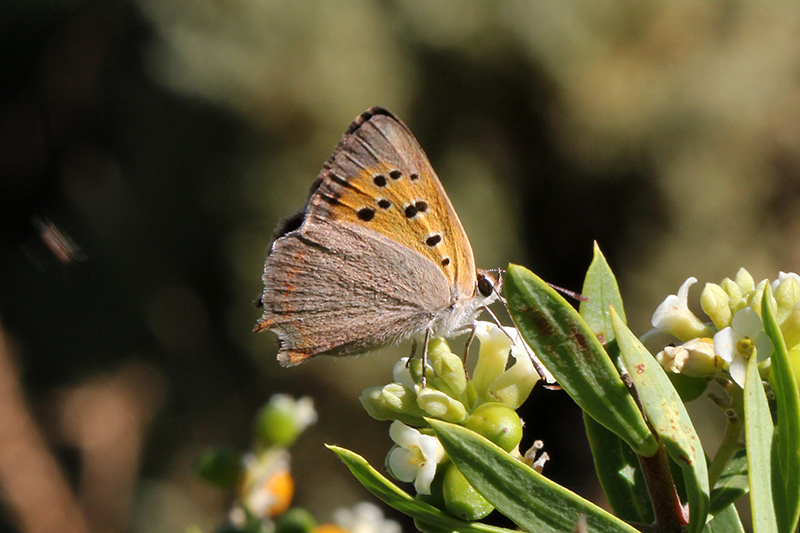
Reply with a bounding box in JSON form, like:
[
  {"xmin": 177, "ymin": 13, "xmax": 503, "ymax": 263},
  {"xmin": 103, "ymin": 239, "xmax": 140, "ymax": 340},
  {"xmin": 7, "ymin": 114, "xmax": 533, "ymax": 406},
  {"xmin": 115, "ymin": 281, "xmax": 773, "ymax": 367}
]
[{"xmin": 258, "ymin": 214, "xmax": 451, "ymax": 365}]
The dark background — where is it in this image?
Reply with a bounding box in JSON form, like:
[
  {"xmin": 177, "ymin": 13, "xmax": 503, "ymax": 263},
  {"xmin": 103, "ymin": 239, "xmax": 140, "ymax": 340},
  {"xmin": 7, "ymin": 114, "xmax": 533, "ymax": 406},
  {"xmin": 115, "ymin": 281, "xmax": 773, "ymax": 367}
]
[{"xmin": 2, "ymin": 2, "xmax": 799, "ymax": 532}]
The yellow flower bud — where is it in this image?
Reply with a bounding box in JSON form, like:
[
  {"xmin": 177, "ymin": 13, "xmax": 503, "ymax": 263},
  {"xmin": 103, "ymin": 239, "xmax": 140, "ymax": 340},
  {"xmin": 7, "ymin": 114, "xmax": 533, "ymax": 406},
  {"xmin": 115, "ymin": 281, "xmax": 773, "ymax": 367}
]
[
  {"xmin": 773, "ymin": 274, "xmax": 800, "ymax": 324},
  {"xmin": 720, "ymin": 278, "xmax": 745, "ymax": 314},
  {"xmin": 735, "ymin": 268, "xmax": 755, "ymax": 294},
  {"xmin": 700, "ymin": 283, "xmax": 731, "ymax": 330}
]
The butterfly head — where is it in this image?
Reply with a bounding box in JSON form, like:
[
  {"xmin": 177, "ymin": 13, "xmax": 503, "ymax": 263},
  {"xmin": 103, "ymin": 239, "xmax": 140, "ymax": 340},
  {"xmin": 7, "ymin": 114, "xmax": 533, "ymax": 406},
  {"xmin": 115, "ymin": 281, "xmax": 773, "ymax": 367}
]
[{"xmin": 477, "ymin": 268, "xmax": 502, "ymax": 300}]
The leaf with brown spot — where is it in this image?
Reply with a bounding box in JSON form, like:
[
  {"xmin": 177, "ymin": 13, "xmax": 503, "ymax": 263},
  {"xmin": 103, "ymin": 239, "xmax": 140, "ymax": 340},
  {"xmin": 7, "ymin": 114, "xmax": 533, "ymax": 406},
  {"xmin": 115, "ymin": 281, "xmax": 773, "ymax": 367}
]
[
  {"xmin": 505, "ymin": 264, "xmax": 657, "ymax": 457},
  {"xmin": 610, "ymin": 307, "xmax": 709, "ymax": 533}
]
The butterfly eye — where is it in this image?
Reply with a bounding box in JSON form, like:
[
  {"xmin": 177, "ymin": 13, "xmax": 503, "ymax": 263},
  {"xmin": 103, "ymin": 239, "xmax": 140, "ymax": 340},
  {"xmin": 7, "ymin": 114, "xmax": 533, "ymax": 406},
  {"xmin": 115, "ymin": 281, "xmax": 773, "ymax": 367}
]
[{"xmin": 477, "ymin": 274, "xmax": 494, "ymax": 297}]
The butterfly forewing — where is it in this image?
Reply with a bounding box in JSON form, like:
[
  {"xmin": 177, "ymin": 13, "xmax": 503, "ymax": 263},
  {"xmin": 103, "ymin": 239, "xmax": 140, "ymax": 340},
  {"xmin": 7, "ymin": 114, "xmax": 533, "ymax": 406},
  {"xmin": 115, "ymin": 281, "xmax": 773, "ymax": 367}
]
[{"xmin": 307, "ymin": 108, "xmax": 477, "ymax": 300}]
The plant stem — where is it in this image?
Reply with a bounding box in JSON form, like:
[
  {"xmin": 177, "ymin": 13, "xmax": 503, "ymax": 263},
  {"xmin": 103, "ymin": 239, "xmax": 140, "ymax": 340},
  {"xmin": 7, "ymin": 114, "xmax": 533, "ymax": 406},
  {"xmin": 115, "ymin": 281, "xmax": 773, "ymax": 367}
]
[
  {"xmin": 708, "ymin": 384, "xmax": 744, "ymax": 489},
  {"xmin": 638, "ymin": 445, "xmax": 685, "ymax": 533}
]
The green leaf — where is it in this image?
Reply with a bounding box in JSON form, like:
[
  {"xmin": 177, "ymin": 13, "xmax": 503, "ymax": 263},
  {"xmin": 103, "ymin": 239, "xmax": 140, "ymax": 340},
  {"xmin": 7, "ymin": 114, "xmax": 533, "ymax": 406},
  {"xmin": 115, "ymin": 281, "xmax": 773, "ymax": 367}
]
[
  {"xmin": 428, "ymin": 419, "xmax": 639, "ymax": 533},
  {"xmin": 703, "ymin": 503, "xmax": 745, "ymax": 533},
  {"xmin": 709, "ymin": 448, "xmax": 748, "ymax": 516},
  {"xmin": 610, "ymin": 308, "xmax": 709, "ymax": 533},
  {"xmin": 505, "ymin": 264, "xmax": 657, "ymax": 457},
  {"xmin": 578, "ymin": 247, "xmax": 653, "ymax": 523},
  {"xmin": 583, "ymin": 412, "xmax": 653, "ymax": 524},
  {"xmin": 580, "ymin": 242, "xmax": 625, "ymax": 345},
  {"xmin": 761, "ymin": 286, "xmax": 800, "ymax": 533},
  {"xmin": 327, "ymin": 445, "xmax": 517, "ymax": 533},
  {"xmin": 744, "ymin": 346, "xmax": 778, "ymax": 533}
]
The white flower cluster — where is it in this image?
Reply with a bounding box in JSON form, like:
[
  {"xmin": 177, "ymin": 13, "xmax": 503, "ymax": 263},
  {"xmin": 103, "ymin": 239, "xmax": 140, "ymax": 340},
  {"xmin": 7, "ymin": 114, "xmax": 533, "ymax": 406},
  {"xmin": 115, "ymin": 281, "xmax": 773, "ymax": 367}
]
[{"xmin": 650, "ymin": 269, "xmax": 800, "ymax": 388}]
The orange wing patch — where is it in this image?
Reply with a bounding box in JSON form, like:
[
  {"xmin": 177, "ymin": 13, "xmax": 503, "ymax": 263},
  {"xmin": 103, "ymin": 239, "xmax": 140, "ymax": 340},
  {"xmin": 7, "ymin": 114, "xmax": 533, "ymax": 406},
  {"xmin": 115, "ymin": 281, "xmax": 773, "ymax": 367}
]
[{"xmin": 306, "ymin": 109, "xmax": 477, "ymax": 300}]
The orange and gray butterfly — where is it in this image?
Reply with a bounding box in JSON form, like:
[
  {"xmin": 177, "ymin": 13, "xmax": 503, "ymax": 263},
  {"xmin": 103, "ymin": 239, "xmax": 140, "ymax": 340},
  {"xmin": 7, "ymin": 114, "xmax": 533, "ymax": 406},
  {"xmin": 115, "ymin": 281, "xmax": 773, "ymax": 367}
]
[{"xmin": 255, "ymin": 107, "xmax": 497, "ymax": 366}]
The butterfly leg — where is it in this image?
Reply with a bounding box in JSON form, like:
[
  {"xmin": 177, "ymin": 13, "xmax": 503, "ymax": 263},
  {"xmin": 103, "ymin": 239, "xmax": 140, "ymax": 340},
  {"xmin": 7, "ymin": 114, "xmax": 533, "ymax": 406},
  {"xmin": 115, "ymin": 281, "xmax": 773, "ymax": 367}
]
[
  {"xmin": 405, "ymin": 339, "xmax": 419, "ymax": 376},
  {"xmin": 480, "ymin": 305, "xmax": 552, "ymax": 382},
  {"xmin": 463, "ymin": 323, "xmax": 478, "ymax": 366},
  {"xmin": 420, "ymin": 328, "xmax": 431, "ymax": 387}
]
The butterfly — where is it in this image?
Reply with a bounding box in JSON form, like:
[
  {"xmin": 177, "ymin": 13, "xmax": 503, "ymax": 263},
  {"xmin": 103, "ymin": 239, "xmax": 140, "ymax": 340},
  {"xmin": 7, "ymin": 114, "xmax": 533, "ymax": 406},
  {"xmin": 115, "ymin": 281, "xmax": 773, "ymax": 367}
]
[{"xmin": 255, "ymin": 107, "xmax": 500, "ymax": 367}]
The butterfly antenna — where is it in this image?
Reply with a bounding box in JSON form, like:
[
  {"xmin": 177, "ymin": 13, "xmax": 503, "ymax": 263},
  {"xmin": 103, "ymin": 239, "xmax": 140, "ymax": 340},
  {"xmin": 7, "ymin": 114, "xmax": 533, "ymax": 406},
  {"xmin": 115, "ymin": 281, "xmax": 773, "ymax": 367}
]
[{"xmin": 547, "ymin": 282, "xmax": 588, "ymax": 302}]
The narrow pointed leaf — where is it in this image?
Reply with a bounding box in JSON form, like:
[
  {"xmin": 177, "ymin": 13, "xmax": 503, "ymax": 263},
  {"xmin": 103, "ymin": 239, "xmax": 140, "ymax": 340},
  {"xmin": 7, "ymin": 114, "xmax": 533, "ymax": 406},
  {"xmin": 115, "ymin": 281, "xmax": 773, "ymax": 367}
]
[
  {"xmin": 583, "ymin": 412, "xmax": 653, "ymax": 523},
  {"xmin": 761, "ymin": 287, "xmax": 800, "ymax": 533},
  {"xmin": 610, "ymin": 307, "xmax": 709, "ymax": 533},
  {"xmin": 327, "ymin": 445, "xmax": 517, "ymax": 533},
  {"xmin": 428, "ymin": 419, "xmax": 639, "ymax": 533},
  {"xmin": 743, "ymin": 350, "xmax": 778, "ymax": 533},
  {"xmin": 704, "ymin": 503, "xmax": 745, "ymax": 533},
  {"xmin": 505, "ymin": 264, "xmax": 657, "ymax": 457},
  {"xmin": 578, "ymin": 247, "xmax": 652, "ymax": 521},
  {"xmin": 580, "ymin": 241, "xmax": 625, "ymax": 345}
]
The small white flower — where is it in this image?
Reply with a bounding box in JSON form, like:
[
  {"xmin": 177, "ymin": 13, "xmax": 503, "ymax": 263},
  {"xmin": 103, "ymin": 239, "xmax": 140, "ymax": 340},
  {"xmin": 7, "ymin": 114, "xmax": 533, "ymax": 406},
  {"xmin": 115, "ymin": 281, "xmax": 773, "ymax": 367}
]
[
  {"xmin": 651, "ymin": 277, "xmax": 712, "ymax": 341},
  {"xmin": 471, "ymin": 321, "xmax": 554, "ymax": 408},
  {"xmin": 386, "ymin": 421, "xmax": 444, "ymax": 495},
  {"xmin": 713, "ymin": 308, "xmax": 773, "ymax": 387},
  {"xmin": 332, "ymin": 502, "xmax": 401, "ymax": 533}
]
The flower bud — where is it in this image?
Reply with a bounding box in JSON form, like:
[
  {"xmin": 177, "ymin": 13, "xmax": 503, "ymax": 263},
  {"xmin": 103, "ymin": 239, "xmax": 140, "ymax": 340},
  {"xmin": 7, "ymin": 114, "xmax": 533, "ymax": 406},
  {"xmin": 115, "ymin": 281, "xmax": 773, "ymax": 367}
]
[
  {"xmin": 720, "ymin": 277, "xmax": 742, "ymax": 300},
  {"xmin": 255, "ymin": 395, "xmax": 317, "ymax": 448},
  {"xmin": 442, "ymin": 463, "xmax": 494, "ymax": 520},
  {"xmin": 773, "ymin": 274, "xmax": 800, "ymax": 324},
  {"xmin": 428, "ymin": 339, "xmax": 468, "ymax": 402},
  {"xmin": 735, "ymin": 268, "xmax": 755, "ymax": 294},
  {"xmin": 781, "ymin": 307, "xmax": 800, "ymax": 350},
  {"xmin": 789, "ymin": 347, "xmax": 800, "ymax": 391},
  {"xmin": 745, "ymin": 280, "xmax": 771, "ymax": 320},
  {"xmin": 465, "ymin": 402, "xmax": 523, "ymax": 452},
  {"xmin": 359, "ymin": 384, "xmax": 427, "ymax": 427},
  {"xmin": 720, "ymin": 277, "xmax": 745, "ymax": 316},
  {"xmin": 416, "ymin": 387, "xmax": 467, "ymax": 423},
  {"xmin": 700, "ymin": 283, "xmax": 731, "ymax": 330}
]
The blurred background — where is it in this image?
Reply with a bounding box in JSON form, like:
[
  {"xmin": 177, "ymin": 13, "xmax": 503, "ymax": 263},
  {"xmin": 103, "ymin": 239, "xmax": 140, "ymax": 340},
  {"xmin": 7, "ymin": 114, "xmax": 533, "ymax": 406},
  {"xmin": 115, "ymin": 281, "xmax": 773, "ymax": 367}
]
[{"xmin": 2, "ymin": 1, "xmax": 800, "ymax": 532}]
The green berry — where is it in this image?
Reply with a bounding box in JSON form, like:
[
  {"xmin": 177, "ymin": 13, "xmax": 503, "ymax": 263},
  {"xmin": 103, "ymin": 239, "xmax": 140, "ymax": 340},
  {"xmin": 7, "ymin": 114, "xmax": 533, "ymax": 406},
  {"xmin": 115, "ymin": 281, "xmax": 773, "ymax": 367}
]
[
  {"xmin": 442, "ymin": 463, "xmax": 494, "ymax": 520},
  {"xmin": 465, "ymin": 402, "xmax": 523, "ymax": 452}
]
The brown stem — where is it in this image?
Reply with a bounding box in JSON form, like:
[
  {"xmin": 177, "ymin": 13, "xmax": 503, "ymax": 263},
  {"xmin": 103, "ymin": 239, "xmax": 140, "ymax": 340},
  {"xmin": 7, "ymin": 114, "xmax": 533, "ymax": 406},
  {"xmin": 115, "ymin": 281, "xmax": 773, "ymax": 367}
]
[{"xmin": 638, "ymin": 446, "xmax": 686, "ymax": 533}]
